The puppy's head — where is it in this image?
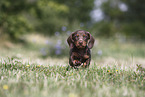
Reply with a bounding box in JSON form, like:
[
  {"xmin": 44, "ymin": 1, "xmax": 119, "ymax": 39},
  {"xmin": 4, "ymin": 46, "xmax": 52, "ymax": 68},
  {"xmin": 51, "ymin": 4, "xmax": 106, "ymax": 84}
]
[{"xmin": 67, "ymin": 30, "xmax": 95, "ymax": 49}]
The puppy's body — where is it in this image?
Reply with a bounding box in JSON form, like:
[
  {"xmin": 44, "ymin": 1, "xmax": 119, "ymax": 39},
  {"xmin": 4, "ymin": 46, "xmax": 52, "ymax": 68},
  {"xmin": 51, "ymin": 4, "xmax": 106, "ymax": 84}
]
[
  {"xmin": 67, "ymin": 30, "xmax": 95, "ymax": 68},
  {"xmin": 69, "ymin": 46, "xmax": 91, "ymax": 68}
]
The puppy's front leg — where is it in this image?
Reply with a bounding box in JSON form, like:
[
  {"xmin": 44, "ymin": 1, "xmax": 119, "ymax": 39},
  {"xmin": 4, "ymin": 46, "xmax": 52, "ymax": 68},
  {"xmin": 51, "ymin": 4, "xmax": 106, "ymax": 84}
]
[
  {"xmin": 69, "ymin": 52, "xmax": 81, "ymax": 67},
  {"xmin": 82, "ymin": 55, "xmax": 90, "ymax": 68}
]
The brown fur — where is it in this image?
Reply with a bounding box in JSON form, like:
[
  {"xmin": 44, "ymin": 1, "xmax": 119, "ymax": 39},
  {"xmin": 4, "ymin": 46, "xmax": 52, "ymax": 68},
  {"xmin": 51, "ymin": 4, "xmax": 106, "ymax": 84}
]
[{"xmin": 67, "ymin": 30, "xmax": 95, "ymax": 68}]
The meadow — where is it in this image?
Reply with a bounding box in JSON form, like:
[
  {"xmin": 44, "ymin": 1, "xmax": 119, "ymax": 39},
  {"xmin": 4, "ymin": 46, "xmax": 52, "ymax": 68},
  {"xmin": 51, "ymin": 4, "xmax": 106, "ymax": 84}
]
[{"xmin": 0, "ymin": 34, "xmax": 145, "ymax": 97}]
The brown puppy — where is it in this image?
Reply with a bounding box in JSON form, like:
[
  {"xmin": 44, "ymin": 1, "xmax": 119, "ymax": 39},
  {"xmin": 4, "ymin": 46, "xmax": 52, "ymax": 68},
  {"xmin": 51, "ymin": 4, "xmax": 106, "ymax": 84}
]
[{"xmin": 67, "ymin": 30, "xmax": 95, "ymax": 68}]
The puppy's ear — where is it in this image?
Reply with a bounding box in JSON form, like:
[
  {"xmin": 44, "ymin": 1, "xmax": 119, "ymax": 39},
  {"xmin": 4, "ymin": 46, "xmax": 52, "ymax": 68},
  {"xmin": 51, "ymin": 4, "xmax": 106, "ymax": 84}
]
[
  {"xmin": 86, "ymin": 32, "xmax": 95, "ymax": 49},
  {"xmin": 67, "ymin": 32, "xmax": 75, "ymax": 48}
]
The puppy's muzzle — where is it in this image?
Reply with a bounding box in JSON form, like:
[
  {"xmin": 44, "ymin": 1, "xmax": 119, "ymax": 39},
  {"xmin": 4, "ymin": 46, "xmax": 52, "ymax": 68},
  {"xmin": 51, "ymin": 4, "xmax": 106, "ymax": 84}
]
[{"xmin": 79, "ymin": 40, "xmax": 83, "ymax": 44}]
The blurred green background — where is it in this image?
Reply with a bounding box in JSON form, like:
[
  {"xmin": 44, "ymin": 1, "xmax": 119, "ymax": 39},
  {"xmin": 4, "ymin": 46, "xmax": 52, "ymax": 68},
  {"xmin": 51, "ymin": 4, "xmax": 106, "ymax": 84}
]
[
  {"xmin": 1, "ymin": 0, "xmax": 145, "ymax": 40},
  {"xmin": 0, "ymin": 0, "xmax": 145, "ymax": 65}
]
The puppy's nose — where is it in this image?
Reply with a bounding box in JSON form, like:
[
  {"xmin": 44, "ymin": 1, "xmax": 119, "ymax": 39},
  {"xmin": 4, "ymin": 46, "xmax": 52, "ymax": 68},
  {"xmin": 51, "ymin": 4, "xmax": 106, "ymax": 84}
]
[{"xmin": 79, "ymin": 40, "xmax": 83, "ymax": 44}]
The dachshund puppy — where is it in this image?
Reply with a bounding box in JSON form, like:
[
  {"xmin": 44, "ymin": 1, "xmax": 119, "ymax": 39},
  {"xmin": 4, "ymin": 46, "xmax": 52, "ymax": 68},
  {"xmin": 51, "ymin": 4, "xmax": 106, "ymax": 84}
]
[{"xmin": 67, "ymin": 30, "xmax": 95, "ymax": 68}]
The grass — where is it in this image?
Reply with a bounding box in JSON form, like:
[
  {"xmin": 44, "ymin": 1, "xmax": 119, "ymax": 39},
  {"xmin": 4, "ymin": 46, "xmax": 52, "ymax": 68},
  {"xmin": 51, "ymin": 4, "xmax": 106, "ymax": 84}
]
[
  {"xmin": 0, "ymin": 58, "xmax": 145, "ymax": 97},
  {"xmin": 0, "ymin": 34, "xmax": 145, "ymax": 97}
]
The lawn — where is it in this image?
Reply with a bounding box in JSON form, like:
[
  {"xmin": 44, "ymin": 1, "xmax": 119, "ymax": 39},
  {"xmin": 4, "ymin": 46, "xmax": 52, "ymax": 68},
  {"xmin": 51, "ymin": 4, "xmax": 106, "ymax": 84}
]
[
  {"xmin": 0, "ymin": 58, "xmax": 145, "ymax": 97},
  {"xmin": 0, "ymin": 34, "xmax": 145, "ymax": 97}
]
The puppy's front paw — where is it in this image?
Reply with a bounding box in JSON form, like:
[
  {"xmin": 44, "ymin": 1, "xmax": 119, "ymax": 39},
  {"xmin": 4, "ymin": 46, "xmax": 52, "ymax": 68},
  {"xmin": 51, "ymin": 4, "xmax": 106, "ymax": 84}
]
[
  {"xmin": 82, "ymin": 62, "xmax": 88, "ymax": 68},
  {"xmin": 73, "ymin": 60, "xmax": 81, "ymax": 66}
]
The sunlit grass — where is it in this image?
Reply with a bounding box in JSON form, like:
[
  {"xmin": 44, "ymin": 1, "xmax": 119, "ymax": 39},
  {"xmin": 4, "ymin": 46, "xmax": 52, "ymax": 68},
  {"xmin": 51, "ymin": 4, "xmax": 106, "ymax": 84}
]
[{"xmin": 0, "ymin": 58, "xmax": 145, "ymax": 97}]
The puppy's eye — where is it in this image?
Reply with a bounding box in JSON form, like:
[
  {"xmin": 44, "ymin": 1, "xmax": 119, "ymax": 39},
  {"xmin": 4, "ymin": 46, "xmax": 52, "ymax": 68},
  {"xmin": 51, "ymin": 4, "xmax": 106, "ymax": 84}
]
[
  {"xmin": 83, "ymin": 34, "xmax": 87, "ymax": 37},
  {"xmin": 75, "ymin": 34, "xmax": 79, "ymax": 38},
  {"xmin": 74, "ymin": 35, "xmax": 79, "ymax": 40}
]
